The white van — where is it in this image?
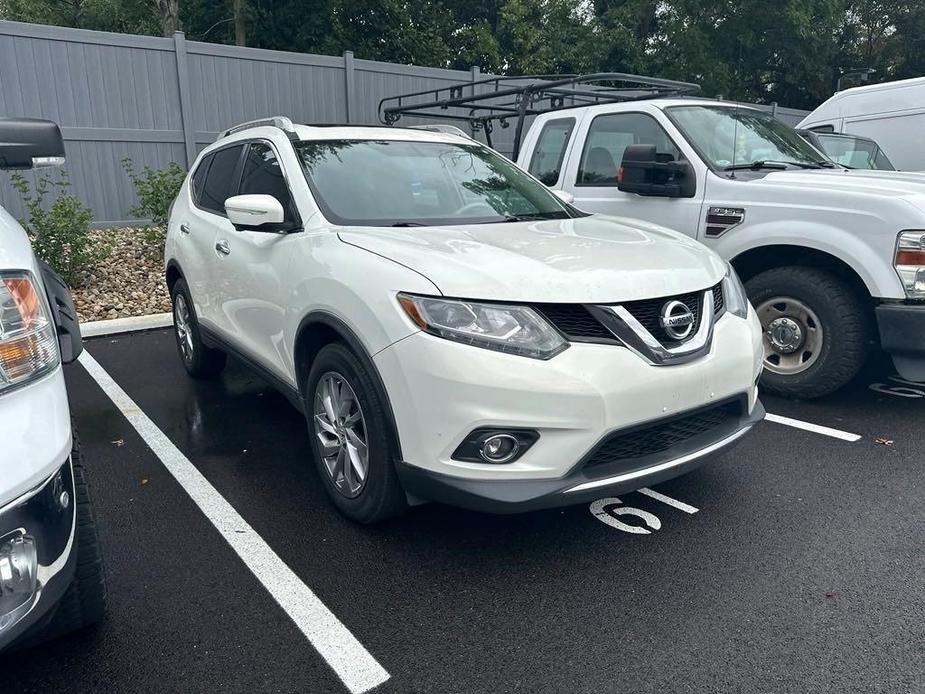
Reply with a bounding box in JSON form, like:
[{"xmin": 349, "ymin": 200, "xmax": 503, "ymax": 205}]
[{"xmin": 798, "ymin": 77, "xmax": 925, "ymax": 171}]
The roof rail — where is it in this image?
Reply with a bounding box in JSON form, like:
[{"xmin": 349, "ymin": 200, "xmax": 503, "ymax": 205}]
[
  {"xmin": 379, "ymin": 73, "xmax": 700, "ymax": 159},
  {"xmin": 218, "ymin": 116, "xmax": 297, "ymax": 141},
  {"xmin": 408, "ymin": 124, "xmax": 473, "ymax": 139}
]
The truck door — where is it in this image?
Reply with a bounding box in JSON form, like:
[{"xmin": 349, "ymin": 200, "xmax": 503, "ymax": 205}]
[{"xmin": 559, "ymin": 111, "xmax": 704, "ymax": 237}]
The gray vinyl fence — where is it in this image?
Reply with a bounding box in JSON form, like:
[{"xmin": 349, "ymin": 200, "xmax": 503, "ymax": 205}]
[{"xmin": 0, "ymin": 20, "xmax": 808, "ymax": 226}]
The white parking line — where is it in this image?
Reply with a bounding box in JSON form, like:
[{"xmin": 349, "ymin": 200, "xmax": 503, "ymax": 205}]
[
  {"xmin": 765, "ymin": 412, "xmax": 861, "ymax": 442},
  {"xmin": 638, "ymin": 487, "xmax": 699, "ymax": 514},
  {"xmin": 77, "ymin": 350, "xmax": 389, "ymax": 694}
]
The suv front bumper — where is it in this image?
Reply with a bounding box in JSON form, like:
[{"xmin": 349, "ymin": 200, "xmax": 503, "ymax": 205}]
[
  {"xmin": 876, "ymin": 302, "xmax": 925, "ymax": 381},
  {"xmin": 0, "ymin": 458, "xmax": 77, "ymax": 651}
]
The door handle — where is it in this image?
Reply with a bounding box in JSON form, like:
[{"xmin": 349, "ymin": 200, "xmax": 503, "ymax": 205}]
[
  {"xmin": 215, "ymin": 239, "xmax": 231, "ymax": 256},
  {"xmin": 179, "ymin": 223, "xmax": 191, "ymax": 235}
]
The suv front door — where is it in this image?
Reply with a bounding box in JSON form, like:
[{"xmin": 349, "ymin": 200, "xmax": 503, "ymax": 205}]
[
  {"xmin": 560, "ymin": 109, "xmax": 705, "ymax": 237},
  {"xmin": 216, "ymin": 140, "xmax": 301, "ymax": 382}
]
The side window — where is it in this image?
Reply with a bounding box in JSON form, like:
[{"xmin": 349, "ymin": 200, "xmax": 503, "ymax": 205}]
[
  {"xmin": 191, "ymin": 154, "xmax": 211, "ymax": 204},
  {"xmin": 199, "ymin": 145, "xmax": 244, "ymax": 215},
  {"xmin": 528, "ymin": 118, "xmax": 575, "ymax": 186},
  {"xmin": 576, "ymin": 113, "xmax": 682, "ymax": 186},
  {"xmin": 239, "ymin": 142, "xmax": 294, "ymax": 221}
]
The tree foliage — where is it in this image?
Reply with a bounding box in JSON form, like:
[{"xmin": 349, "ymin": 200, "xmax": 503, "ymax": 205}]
[{"xmin": 1, "ymin": 0, "xmax": 924, "ymax": 108}]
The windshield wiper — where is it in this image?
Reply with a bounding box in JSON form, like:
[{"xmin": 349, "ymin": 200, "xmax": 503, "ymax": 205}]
[
  {"xmin": 389, "ymin": 222, "xmax": 427, "ymax": 227},
  {"xmin": 724, "ymin": 160, "xmax": 831, "ymax": 171}
]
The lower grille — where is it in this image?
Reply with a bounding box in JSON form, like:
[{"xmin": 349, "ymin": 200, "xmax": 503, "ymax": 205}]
[{"xmin": 583, "ymin": 400, "xmax": 742, "ymax": 469}]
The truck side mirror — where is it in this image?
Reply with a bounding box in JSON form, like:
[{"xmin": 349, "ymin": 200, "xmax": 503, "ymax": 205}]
[
  {"xmin": 617, "ymin": 144, "xmax": 695, "ymax": 198},
  {"xmin": 0, "ymin": 119, "xmax": 66, "ymax": 170}
]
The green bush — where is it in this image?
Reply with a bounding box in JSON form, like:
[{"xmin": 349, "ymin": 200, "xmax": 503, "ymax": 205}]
[
  {"xmin": 122, "ymin": 159, "xmax": 186, "ymax": 247},
  {"xmin": 10, "ymin": 171, "xmax": 106, "ymax": 287}
]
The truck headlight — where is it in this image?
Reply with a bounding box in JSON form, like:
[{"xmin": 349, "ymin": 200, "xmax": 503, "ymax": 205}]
[
  {"xmin": 722, "ymin": 264, "xmax": 750, "ymax": 318},
  {"xmin": 397, "ymin": 293, "xmax": 569, "ymax": 359},
  {"xmin": 0, "ymin": 531, "xmax": 38, "ymax": 635},
  {"xmin": 0, "ymin": 270, "xmax": 59, "ymax": 394},
  {"xmin": 895, "ymin": 231, "xmax": 925, "ymax": 298}
]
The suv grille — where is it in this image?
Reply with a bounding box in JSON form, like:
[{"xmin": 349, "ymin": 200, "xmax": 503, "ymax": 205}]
[
  {"xmin": 583, "ymin": 400, "xmax": 742, "ymax": 469},
  {"xmin": 534, "ymin": 283, "xmax": 725, "ymax": 344}
]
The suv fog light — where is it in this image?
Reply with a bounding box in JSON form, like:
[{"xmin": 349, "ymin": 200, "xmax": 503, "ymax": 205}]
[
  {"xmin": 481, "ymin": 434, "xmax": 520, "ymax": 463},
  {"xmin": 452, "ymin": 429, "xmax": 539, "ymax": 464},
  {"xmin": 0, "ymin": 532, "xmax": 38, "ymax": 635}
]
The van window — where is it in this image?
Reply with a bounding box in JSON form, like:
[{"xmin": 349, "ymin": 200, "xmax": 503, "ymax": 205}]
[
  {"xmin": 239, "ymin": 142, "xmax": 295, "ymax": 220},
  {"xmin": 527, "ymin": 118, "xmax": 574, "ymax": 186},
  {"xmin": 576, "ymin": 113, "xmax": 681, "ymax": 186},
  {"xmin": 199, "ymin": 145, "xmax": 244, "ymax": 215}
]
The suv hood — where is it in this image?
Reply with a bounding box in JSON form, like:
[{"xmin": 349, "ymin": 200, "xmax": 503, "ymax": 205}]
[
  {"xmin": 338, "ymin": 215, "xmax": 726, "ymax": 303},
  {"xmin": 0, "ymin": 205, "xmax": 38, "ymax": 271}
]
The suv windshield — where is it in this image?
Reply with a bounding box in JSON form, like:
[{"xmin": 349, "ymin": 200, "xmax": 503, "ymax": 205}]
[
  {"xmin": 668, "ymin": 105, "xmax": 825, "ymax": 171},
  {"xmin": 295, "ymin": 139, "xmax": 576, "ymax": 227}
]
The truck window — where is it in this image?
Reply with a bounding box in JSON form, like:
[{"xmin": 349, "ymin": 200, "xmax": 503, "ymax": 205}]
[
  {"xmin": 527, "ymin": 118, "xmax": 574, "ymax": 186},
  {"xmin": 576, "ymin": 113, "xmax": 682, "ymax": 186}
]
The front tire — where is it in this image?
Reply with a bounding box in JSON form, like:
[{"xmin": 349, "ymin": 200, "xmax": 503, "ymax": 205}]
[
  {"xmin": 16, "ymin": 432, "xmax": 107, "ymax": 649},
  {"xmin": 305, "ymin": 343, "xmax": 407, "ymax": 523},
  {"xmin": 746, "ymin": 266, "xmax": 870, "ymax": 399},
  {"xmin": 171, "ymin": 278, "xmax": 226, "ymax": 379}
]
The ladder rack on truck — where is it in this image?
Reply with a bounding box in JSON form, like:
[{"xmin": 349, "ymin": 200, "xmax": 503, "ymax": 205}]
[{"xmin": 378, "ymin": 73, "xmax": 701, "ymax": 159}]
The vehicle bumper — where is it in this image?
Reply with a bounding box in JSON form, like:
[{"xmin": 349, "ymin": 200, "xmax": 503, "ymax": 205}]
[
  {"xmin": 375, "ymin": 309, "xmax": 765, "ymax": 511},
  {"xmin": 0, "ymin": 458, "xmax": 77, "ymax": 651},
  {"xmin": 396, "ymin": 399, "xmax": 764, "ymax": 513},
  {"xmin": 876, "ymin": 302, "xmax": 925, "ymax": 380}
]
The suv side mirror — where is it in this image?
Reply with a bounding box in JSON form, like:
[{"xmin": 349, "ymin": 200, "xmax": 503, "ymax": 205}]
[
  {"xmin": 225, "ymin": 194, "xmax": 287, "ymax": 232},
  {"xmin": 0, "ymin": 118, "xmax": 65, "ymax": 170},
  {"xmin": 617, "ymin": 144, "xmax": 695, "ymax": 198}
]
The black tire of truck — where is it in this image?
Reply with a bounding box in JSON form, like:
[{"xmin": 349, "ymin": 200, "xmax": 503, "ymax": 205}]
[
  {"xmin": 745, "ymin": 266, "xmax": 871, "ymax": 400},
  {"xmin": 18, "ymin": 431, "xmax": 107, "ymax": 649}
]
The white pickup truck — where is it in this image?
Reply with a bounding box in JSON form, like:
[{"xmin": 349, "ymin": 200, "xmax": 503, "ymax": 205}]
[{"xmin": 515, "ymin": 98, "xmax": 925, "ymax": 398}]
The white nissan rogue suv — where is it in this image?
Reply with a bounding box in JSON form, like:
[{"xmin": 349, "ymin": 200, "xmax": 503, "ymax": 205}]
[{"xmin": 165, "ymin": 117, "xmax": 765, "ymax": 523}]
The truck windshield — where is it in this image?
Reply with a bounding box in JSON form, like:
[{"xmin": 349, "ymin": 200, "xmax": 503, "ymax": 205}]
[
  {"xmin": 812, "ymin": 133, "xmax": 895, "ymax": 170},
  {"xmin": 294, "ymin": 139, "xmax": 576, "ymax": 227},
  {"xmin": 668, "ymin": 105, "xmax": 826, "ymax": 171}
]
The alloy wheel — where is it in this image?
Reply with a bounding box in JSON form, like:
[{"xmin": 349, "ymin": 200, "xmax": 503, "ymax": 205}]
[
  {"xmin": 756, "ymin": 296, "xmax": 823, "ymax": 375},
  {"xmin": 313, "ymin": 372, "xmax": 369, "ymax": 498},
  {"xmin": 174, "ymin": 293, "xmax": 194, "ymax": 365}
]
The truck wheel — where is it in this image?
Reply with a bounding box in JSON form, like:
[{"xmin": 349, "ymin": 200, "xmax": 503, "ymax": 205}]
[
  {"xmin": 305, "ymin": 343, "xmax": 407, "ymax": 523},
  {"xmin": 171, "ymin": 278, "xmax": 226, "ymax": 379},
  {"xmin": 746, "ymin": 267, "xmax": 870, "ymax": 399},
  {"xmin": 21, "ymin": 432, "xmax": 107, "ymax": 647}
]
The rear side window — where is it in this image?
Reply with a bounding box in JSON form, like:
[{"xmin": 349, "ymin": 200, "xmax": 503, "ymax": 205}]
[
  {"xmin": 199, "ymin": 145, "xmax": 244, "ymax": 215},
  {"xmin": 576, "ymin": 113, "xmax": 681, "ymax": 186},
  {"xmin": 239, "ymin": 142, "xmax": 295, "ymax": 220},
  {"xmin": 527, "ymin": 118, "xmax": 574, "ymax": 186},
  {"xmin": 190, "ymin": 154, "xmax": 211, "ymax": 203}
]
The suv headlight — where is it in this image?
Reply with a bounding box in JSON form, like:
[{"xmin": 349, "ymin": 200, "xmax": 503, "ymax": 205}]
[
  {"xmin": 895, "ymin": 231, "xmax": 925, "ymax": 298},
  {"xmin": 722, "ymin": 264, "xmax": 750, "ymax": 318},
  {"xmin": 397, "ymin": 293, "xmax": 569, "ymax": 359},
  {"xmin": 0, "ymin": 270, "xmax": 59, "ymax": 394}
]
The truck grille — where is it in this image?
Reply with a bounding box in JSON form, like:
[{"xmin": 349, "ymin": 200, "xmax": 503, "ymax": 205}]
[{"xmin": 583, "ymin": 399, "xmax": 742, "ymax": 469}]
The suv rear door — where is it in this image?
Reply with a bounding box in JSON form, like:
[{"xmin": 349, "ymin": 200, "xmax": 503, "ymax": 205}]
[{"xmin": 185, "ymin": 143, "xmax": 245, "ymax": 333}]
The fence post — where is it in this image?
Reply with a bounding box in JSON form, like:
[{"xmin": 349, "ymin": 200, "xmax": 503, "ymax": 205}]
[
  {"xmin": 344, "ymin": 50, "xmax": 356, "ymax": 124},
  {"xmin": 173, "ymin": 31, "xmax": 197, "ymax": 168}
]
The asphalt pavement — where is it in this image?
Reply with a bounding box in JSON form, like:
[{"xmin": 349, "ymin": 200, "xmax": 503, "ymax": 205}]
[{"xmin": 7, "ymin": 328, "xmax": 924, "ymax": 693}]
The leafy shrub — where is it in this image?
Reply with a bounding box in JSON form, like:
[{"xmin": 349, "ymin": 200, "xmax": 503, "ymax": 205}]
[
  {"xmin": 10, "ymin": 171, "xmax": 106, "ymax": 287},
  {"xmin": 122, "ymin": 159, "xmax": 186, "ymax": 247}
]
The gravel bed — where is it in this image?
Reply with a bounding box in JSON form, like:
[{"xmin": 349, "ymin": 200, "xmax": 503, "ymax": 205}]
[{"xmin": 72, "ymin": 227, "xmax": 170, "ymax": 322}]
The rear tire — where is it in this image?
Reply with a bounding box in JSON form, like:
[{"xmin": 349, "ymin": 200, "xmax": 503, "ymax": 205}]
[
  {"xmin": 18, "ymin": 432, "xmax": 107, "ymax": 648},
  {"xmin": 171, "ymin": 278, "xmax": 226, "ymax": 379},
  {"xmin": 305, "ymin": 343, "xmax": 407, "ymax": 523},
  {"xmin": 746, "ymin": 266, "xmax": 870, "ymax": 399}
]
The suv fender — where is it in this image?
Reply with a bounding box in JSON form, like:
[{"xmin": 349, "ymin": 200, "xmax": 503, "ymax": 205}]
[{"xmin": 294, "ymin": 311, "xmax": 404, "ymax": 462}]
